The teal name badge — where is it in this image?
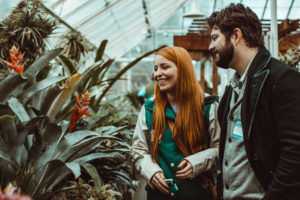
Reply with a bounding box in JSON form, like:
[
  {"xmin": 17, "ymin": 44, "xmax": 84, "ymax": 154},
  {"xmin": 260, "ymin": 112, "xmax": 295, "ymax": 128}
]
[{"xmin": 232, "ymin": 120, "xmax": 243, "ymax": 140}]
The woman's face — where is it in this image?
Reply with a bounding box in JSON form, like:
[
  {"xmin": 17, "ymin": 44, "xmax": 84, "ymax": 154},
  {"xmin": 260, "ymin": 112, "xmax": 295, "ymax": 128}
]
[{"xmin": 153, "ymin": 55, "xmax": 178, "ymax": 94}]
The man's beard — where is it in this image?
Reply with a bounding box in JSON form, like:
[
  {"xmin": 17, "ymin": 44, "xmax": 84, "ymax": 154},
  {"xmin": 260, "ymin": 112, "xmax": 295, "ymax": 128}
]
[{"xmin": 215, "ymin": 40, "xmax": 234, "ymax": 69}]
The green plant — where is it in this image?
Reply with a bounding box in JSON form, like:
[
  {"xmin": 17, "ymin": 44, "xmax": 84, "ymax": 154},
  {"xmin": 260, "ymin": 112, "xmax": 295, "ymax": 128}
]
[
  {"xmin": 56, "ymin": 178, "xmax": 121, "ymax": 200},
  {"xmin": 58, "ymin": 40, "xmax": 165, "ymax": 113},
  {"xmin": 0, "ymin": 8, "xmax": 164, "ymax": 197},
  {"xmin": 0, "ymin": 183, "xmax": 31, "ymax": 200},
  {"xmin": 0, "ymin": 0, "xmax": 56, "ymax": 75},
  {"xmin": 58, "ymin": 31, "xmax": 93, "ymax": 62},
  {"xmin": 0, "ymin": 47, "xmax": 121, "ymax": 199}
]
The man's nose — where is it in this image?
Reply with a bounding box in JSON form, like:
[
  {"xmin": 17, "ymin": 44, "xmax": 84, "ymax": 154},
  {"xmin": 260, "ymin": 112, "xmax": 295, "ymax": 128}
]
[{"xmin": 209, "ymin": 42, "xmax": 215, "ymax": 52}]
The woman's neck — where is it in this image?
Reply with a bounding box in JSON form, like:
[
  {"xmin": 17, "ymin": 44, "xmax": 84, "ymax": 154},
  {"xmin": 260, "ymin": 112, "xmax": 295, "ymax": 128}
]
[{"xmin": 167, "ymin": 92, "xmax": 177, "ymax": 106}]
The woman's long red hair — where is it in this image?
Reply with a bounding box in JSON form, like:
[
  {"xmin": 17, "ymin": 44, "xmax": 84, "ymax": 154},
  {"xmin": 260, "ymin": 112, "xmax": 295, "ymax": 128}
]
[{"xmin": 151, "ymin": 46, "xmax": 206, "ymax": 161}]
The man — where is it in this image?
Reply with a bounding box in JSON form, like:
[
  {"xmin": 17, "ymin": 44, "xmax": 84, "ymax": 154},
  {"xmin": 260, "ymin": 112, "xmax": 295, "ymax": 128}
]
[{"xmin": 206, "ymin": 3, "xmax": 300, "ymax": 200}]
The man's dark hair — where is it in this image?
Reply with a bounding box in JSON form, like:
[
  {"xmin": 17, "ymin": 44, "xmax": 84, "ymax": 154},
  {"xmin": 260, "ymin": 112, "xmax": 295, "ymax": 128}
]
[{"xmin": 206, "ymin": 3, "xmax": 264, "ymax": 47}]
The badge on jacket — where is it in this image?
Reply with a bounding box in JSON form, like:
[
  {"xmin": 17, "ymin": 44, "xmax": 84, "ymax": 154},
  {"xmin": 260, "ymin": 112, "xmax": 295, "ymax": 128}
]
[{"xmin": 232, "ymin": 119, "xmax": 244, "ymax": 141}]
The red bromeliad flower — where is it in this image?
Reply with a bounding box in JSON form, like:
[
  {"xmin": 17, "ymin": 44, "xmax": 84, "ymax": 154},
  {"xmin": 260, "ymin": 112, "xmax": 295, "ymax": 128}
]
[
  {"xmin": 0, "ymin": 183, "xmax": 31, "ymax": 200},
  {"xmin": 68, "ymin": 91, "xmax": 91, "ymax": 132},
  {"xmin": 1, "ymin": 45, "xmax": 24, "ymax": 75}
]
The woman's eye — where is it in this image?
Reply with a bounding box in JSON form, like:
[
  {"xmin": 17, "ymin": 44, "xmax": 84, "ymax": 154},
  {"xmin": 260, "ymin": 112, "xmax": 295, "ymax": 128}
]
[{"xmin": 162, "ymin": 64, "xmax": 168, "ymax": 68}]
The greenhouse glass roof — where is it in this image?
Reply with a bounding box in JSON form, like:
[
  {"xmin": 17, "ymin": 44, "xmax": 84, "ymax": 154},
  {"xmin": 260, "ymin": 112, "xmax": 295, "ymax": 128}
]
[{"xmin": 0, "ymin": 0, "xmax": 299, "ymax": 58}]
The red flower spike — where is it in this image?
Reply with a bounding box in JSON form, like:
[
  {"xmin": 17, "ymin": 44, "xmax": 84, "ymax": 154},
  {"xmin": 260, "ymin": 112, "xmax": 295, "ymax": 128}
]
[
  {"xmin": 68, "ymin": 91, "xmax": 91, "ymax": 132},
  {"xmin": 1, "ymin": 46, "xmax": 24, "ymax": 75}
]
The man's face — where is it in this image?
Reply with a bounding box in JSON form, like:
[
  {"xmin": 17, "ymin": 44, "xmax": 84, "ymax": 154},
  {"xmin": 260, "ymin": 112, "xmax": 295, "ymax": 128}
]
[{"xmin": 209, "ymin": 28, "xmax": 234, "ymax": 69}]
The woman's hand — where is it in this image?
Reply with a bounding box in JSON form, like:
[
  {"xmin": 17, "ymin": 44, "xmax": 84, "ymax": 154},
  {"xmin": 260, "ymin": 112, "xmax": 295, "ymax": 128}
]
[
  {"xmin": 175, "ymin": 159, "xmax": 193, "ymax": 179},
  {"xmin": 150, "ymin": 171, "xmax": 169, "ymax": 194}
]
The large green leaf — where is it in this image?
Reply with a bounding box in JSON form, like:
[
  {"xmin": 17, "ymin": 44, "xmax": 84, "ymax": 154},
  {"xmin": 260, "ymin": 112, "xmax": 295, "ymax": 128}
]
[
  {"xmin": 40, "ymin": 85, "xmax": 62, "ymax": 115},
  {"xmin": 36, "ymin": 64, "xmax": 51, "ymax": 82},
  {"xmin": 97, "ymin": 125, "xmax": 127, "ymax": 136},
  {"xmin": 29, "ymin": 160, "xmax": 68, "ymax": 196},
  {"xmin": 42, "ymin": 164, "xmax": 72, "ymax": 193},
  {"xmin": 95, "ymin": 39, "xmax": 108, "ymax": 62},
  {"xmin": 89, "ymin": 59, "xmax": 114, "ymax": 89},
  {"xmin": 54, "ymin": 98, "xmax": 75, "ymax": 122},
  {"xmin": 0, "ymin": 115, "xmax": 17, "ymax": 151},
  {"xmin": 60, "ymin": 137, "xmax": 103, "ymax": 162},
  {"xmin": 23, "ymin": 48, "xmax": 63, "ymax": 79},
  {"xmin": 34, "ymin": 121, "xmax": 65, "ymax": 170},
  {"xmin": 11, "ymin": 117, "xmax": 42, "ymax": 167},
  {"xmin": 26, "ymin": 131, "xmax": 43, "ymax": 168},
  {"xmin": 8, "ymin": 97, "xmax": 30, "ymax": 122},
  {"xmin": 0, "ymin": 74, "xmax": 27, "ymax": 103},
  {"xmin": 59, "ymin": 55, "xmax": 77, "ymax": 75},
  {"xmin": 72, "ymin": 152, "xmax": 126, "ymax": 164},
  {"xmin": 63, "ymin": 130, "xmax": 100, "ymax": 146},
  {"xmin": 65, "ymin": 162, "xmax": 81, "ymax": 179},
  {"xmin": 0, "ymin": 150, "xmax": 16, "ymax": 168},
  {"xmin": 95, "ymin": 147, "xmax": 130, "ymax": 154},
  {"xmin": 110, "ymin": 171, "xmax": 134, "ymax": 189},
  {"xmin": 20, "ymin": 76, "xmax": 67, "ymax": 103},
  {"xmin": 47, "ymin": 73, "xmax": 82, "ymax": 121},
  {"xmin": 76, "ymin": 60, "xmax": 104, "ymax": 94},
  {"xmin": 82, "ymin": 163, "xmax": 102, "ymax": 192}
]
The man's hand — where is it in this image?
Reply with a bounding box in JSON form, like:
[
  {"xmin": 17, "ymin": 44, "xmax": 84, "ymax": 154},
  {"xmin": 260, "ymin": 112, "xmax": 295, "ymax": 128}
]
[
  {"xmin": 150, "ymin": 171, "xmax": 169, "ymax": 194},
  {"xmin": 175, "ymin": 159, "xmax": 193, "ymax": 179}
]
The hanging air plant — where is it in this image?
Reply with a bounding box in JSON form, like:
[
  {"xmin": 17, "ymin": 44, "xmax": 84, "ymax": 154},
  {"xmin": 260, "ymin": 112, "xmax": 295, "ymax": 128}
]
[
  {"xmin": 58, "ymin": 31, "xmax": 91, "ymax": 62},
  {"xmin": 0, "ymin": 0, "xmax": 56, "ymax": 78}
]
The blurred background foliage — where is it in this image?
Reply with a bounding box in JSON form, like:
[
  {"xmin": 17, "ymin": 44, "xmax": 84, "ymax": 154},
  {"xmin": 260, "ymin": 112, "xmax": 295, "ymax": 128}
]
[{"xmin": 0, "ymin": 0, "xmax": 160, "ymax": 199}]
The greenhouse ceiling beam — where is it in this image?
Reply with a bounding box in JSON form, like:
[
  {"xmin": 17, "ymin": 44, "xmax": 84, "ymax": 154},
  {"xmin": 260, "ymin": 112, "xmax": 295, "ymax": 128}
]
[
  {"xmin": 39, "ymin": 1, "xmax": 96, "ymax": 51},
  {"xmin": 286, "ymin": 0, "xmax": 295, "ymax": 19},
  {"xmin": 75, "ymin": 0, "xmax": 123, "ymax": 28},
  {"xmin": 150, "ymin": 0, "xmax": 187, "ymax": 29},
  {"xmin": 213, "ymin": 0, "xmax": 217, "ymax": 11},
  {"xmin": 261, "ymin": 0, "xmax": 269, "ymax": 19},
  {"xmin": 142, "ymin": 0, "xmax": 152, "ymax": 36},
  {"xmin": 51, "ymin": 0, "xmax": 66, "ymax": 9},
  {"xmin": 62, "ymin": 0, "xmax": 95, "ymax": 19}
]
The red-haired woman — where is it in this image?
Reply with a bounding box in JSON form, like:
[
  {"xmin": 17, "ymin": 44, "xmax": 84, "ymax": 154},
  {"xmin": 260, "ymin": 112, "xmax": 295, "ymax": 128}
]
[{"xmin": 132, "ymin": 46, "xmax": 220, "ymax": 200}]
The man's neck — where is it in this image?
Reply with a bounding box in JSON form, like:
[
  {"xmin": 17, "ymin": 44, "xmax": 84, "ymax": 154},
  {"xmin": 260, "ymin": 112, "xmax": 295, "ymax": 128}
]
[{"xmin": 231, "ymin": 46, "xmax": 259, "ymax": 76}]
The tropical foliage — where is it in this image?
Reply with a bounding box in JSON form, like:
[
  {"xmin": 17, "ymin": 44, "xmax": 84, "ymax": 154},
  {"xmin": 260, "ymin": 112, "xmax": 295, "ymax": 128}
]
[
  {"xmin": 0, "ymin": 184, "xmax": 31, "ymax": 200},
  {"xmin": 0, "ymin": 0, "xmax": 56, "ymax": 80},
  {"xmin": 57, "ymin": 31, "xmax": 93, "ymax": 62},
  {"xmin": 0, "ymin": 42, "xmax": 162, "ymax": 199},
  {"xmin": 0, "ymin": 1, "xmax": 164, "ymax": 199}
]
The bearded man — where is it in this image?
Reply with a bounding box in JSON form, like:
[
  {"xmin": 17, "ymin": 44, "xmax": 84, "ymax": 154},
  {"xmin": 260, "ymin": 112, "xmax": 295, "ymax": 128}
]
[{"xmin": 207, "ymin": 3, "xmax": 300, "ymax": 200}]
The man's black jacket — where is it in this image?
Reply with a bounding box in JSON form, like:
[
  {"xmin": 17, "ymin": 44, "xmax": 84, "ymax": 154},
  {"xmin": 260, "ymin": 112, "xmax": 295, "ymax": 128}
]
[{"xmin": 217, "ymin": 46, "xmax": 300, "ymax": 200}]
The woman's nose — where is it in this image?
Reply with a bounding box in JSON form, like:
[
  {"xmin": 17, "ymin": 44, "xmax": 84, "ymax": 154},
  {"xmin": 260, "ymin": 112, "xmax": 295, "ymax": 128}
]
[{"xmin": 154, "ymin": 68, "xmax": 162, "ymax": 78}]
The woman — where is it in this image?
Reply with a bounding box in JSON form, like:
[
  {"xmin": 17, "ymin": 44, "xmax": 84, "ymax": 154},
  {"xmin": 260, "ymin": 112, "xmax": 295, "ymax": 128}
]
[{"xmin": 131, "ymin": 46, "xmax": 220, "ymax": 200}]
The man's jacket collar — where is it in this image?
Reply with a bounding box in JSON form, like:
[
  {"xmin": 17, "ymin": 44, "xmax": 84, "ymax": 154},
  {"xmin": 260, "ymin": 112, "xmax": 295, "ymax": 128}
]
[{"xmin": 247, "ymin": 46, "xmax": 272, "ymax": 78}]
